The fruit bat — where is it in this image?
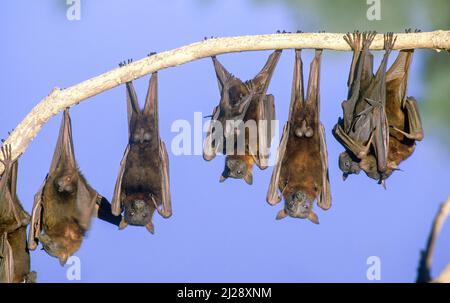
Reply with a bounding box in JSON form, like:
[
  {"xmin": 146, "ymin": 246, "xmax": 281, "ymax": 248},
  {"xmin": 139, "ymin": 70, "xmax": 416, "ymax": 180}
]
[
  {"xmin": 266, "ymin": 49, "xmax": 331, "ymax": 224},
  {"xmin": 359, "ymin": 29, "xmax": 424, "ymax": 181},
  {"xmin": 203, "ymin": 50, "xmax": 281, "ymax": 184},
  {"xmin": 0, "ymin": 145, "xmax": 36, "ymax": 283},
  {"xmin": 112, "ymin": 71, "xmax": 172, "ymax": 234},
  {"xmin": 333, "ymin": 32, "xmax": 396, "ymax": 184},
  {"xmin": 28, "ymin": 109, "xmax": 120, "ymax": 266}
]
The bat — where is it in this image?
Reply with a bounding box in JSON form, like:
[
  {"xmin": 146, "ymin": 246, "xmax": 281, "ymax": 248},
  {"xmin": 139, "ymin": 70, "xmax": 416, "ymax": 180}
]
[
  {"xmin": 333, "ymin": 32, "xmax": 396, "ymax": 184},
  {"xmin": 204, "ymin": 50, "xmax": 281, "ymax": 184},
  {"xmin": 360, "ymin": 29, "xmax": 424, "ymax": 182},
  {"xmin": 112, "ymin": 69, "xmax": 172, "ymax": 234},
  {"xmin": 0, "ymin": 145, "xmax": 35, "ymax": 283},
  {"xmin": 266, "ymin": 49, "xmax": 331, "ymax": 224},
  {"xmin": 28, "ymin": 109, "xmax": 120, "ymax": 266}
]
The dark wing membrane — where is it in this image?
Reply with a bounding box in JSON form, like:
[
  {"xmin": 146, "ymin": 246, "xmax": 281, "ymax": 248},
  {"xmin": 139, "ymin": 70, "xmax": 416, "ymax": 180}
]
[
  {"xmin": 266, "ymin": 122, "xmax": 289, "ymax": 205},
  {"xmin": 251, "ymin": 50, "xmax": 282, "ymax": 95},
  {"xmin": 0, "ymin": 232, "xmax": 14, "ymax": 283},
  {"xmin": 111, "ymin": 146, "xmax": 129, "ymax": 216}
]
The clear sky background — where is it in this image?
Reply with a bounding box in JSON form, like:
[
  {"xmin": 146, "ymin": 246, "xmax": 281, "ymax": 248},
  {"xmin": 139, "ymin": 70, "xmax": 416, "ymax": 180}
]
[{"xmin": 0, "ymin": 0, "xmax": 449, "ymax": 282}]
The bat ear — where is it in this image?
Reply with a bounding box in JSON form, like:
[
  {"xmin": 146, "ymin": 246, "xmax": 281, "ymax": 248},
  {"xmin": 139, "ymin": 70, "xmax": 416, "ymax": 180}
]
[
  {"xmin": 308, "ymin": 211, "xmax": 319, "ymax": 224},
  {"xmin": 145, "ymin": 222, "xmax": 155, "ymax": 234},
  {"xmin": 276, "ymin": 209, "xmax": 288, "ymax": 220},
  {"xmin": 244, "ymin": 172, "xmax": 253, "ymax": 185},
  {"xmin": 219, "ymin": 174, "xmax": 227, "ymax": 183},
  {"xmin": 59, "ymin": 254, "xmax": 69, "ymax": 266},
  {"xmin": 119, "ymin": 217, "xmax": 128, "ymax": 230}
]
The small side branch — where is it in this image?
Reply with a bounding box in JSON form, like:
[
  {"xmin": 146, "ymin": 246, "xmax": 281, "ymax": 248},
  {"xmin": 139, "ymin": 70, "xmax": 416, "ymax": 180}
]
[
  {"xmin": 417, "ymin": 195, "xmax": 450, "ymax": 283},
  {"xmin": 1, "ymin": 30, "xmax": 450, "ymax": 173}
]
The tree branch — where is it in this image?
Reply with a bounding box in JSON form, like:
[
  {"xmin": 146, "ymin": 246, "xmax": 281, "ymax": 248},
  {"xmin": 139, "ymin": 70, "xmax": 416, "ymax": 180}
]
[
  {"xmin": 1, "ymin": 30, "xmax": 450, "ymax": 173},
  {"xmin": 417, "ymin": 195, "xmax": 450, "ymax": 283}
]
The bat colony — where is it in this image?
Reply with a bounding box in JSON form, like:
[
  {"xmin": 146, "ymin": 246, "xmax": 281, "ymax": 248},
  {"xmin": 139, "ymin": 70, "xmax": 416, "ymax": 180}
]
[{"xmin": 0, "ymin": 31, "xmax": 424, "ymax": 282}]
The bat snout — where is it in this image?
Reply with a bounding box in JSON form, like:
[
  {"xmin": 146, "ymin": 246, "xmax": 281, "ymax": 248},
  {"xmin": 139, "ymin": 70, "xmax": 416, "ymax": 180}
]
[{"xmin": 124, "ymin": 199, "xmax": 152, "ymax": 226}]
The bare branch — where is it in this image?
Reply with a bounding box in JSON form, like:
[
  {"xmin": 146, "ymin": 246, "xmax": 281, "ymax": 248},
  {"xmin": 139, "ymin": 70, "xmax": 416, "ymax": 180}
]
[
  {"xmin": 1, "ymin": 30, "xmax": 450, "ymax": 173},
  {"xmin": 417, "ymin": 195, "xmax": 450, "ymax": 283}
]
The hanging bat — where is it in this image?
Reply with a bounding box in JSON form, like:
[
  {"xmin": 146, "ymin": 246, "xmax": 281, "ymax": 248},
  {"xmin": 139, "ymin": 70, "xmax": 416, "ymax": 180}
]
[
  {"xmin": 112, "ymin": 70, "xmax": 172, "ymax": 234},
  {"xmin": 204, "ymin": 50, "xmax": 281, "ymax": 184},
  {"xmin": 266, "ymin": 49, "xmax": 331, "ymax": 224},
  {"xmin": 333, "ymin": 32, "xmax": 396, "ymax": 184},
  {"xmin": 360, "ymin": 29, "xmax": 424, "ymax": 182},
  {"xmin": 28, "ymin": 109, "xmax": 120, "ymax": 266},
  {"xmin": 0, "ymin": 145, "xmax": 35, "ymax": 283}
]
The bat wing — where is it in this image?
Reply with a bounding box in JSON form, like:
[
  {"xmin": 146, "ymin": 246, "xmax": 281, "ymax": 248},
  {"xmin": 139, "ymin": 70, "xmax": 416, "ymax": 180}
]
[
  {"xmin": 254, "ymin": 94, "xmax": 276, "ymax": 169},
  {"xmin": 96, "ymin": 196, "xmax": 122, "ymax": 227},
  {"xmin": 266, "ymin": 122, "xmax": 289, "ymax": 205},
  {"xmin": 157, "ymin": 140, "xmax": 172, "ymax": 218},
  {"xmin": 0, "ymin": 232, "xmax": 14, "ymax": 283},
  {"xmin": 49, "ymin": 109, "xmax": 76, "ymax": 172},
  {"xmin": 111, "ymin": 145, "xmax": 129, "ymax": 216},
  {"xmin": 143, "ymin": 72, "xmax": 159, "ymax": 137},
  {"xmin": 317, "ymin": 123, "xmax": 331, "ymax": 210},
  {"xmin": 203, "ymin": 105, "xmax": 221, "ymax": 161},
  {"xmin": 386, "ymin": 50, "xmax": 413, "ymax": 108},
  {"xmin": 75, "ymin": 177, "xmax": 99, "ymax": 231},
  {"xmin": 28, "ymin": 182, "xmax": 44, "ymax": 250},
  {"xmin": 126, "ymin": 81, "xmax": 140, "ymax": 134},
  {"xmin": 251, "ymin": 50, "xmax": 282, "ymax": 95},
  {"xmin": 212, "ymin": 56, "xmax": 234, "ymax": 92}
]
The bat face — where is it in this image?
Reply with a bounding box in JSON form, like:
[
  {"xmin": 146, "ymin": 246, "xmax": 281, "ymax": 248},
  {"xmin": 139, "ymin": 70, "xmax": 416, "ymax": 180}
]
[
  {"xmin": 53, "ymin": 169, "xmax": 78, "ymax": 194},
  {"xmin": 338, "ymin": 152, "xmax": 361, "ymax": 179},
  {"xmin": 123, "ymin": 199, "xmax": 153, "ymax": 226},
  {"xmin": 221, "ymin": 156, "xmax": 253, "ymax": 185},
  {"xmin": 285, "ymin": 192, "xmax": 313, "ymax": 219}
]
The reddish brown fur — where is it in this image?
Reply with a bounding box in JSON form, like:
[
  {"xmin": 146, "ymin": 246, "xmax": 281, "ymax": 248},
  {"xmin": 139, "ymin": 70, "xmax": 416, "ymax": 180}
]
[{"xmin": 280, "ymin": 102, "xmax": 322, "ymax": 202}]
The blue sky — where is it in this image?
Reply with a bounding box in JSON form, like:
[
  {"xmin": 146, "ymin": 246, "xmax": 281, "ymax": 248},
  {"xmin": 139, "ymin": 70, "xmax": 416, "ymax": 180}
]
[{"xmin": 0, "ymin": 0, "xmax": 449, "ymax": 282}]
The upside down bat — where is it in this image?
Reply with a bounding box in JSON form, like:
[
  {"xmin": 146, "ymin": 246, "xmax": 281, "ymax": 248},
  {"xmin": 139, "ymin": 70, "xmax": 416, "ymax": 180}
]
[
  {"xmin": 359, "ymin": 29, "xmax": 424, "ymax": 181},
  {"xmin": 333, "ymin": 32, "xmax": 396, "ymax": 185},
  {"xmin": 267, "ymin": 49, "xmax": 331, "ymax": 224},
  {"xmin": 112, "ymin": 69, "xmax": 172, "ymax": 234},
  {"xmin": 28, "ymin": 109, "xmax": 120, "ymax": 266},
  {"xmin": 0, "ymin": 145, "xmax": 36, "ymax": 283},
  {"xmin": 203, "ymin": 50, "xmax": 281, "ymax": 184}
]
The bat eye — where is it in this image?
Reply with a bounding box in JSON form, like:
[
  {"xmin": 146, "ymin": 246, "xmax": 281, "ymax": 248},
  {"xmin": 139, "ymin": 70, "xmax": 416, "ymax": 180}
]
[{"xmin": 237, "ymin": 170, "xmax": 242, "ymax": 175}]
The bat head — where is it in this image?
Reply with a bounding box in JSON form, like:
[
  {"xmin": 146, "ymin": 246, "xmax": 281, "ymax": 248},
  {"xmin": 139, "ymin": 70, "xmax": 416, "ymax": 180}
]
[
  {"xmin": 220, "ymin": 157, "xmax": 253, "ymax": 185},
  {"xmin": 338, "ymin": 152, "xmax": 361, "ymax": 180},
  {"xmin": 123, "ymin": 199, "xmax": 152, "ymax": 226},
  {"xmin": 53, "ymin": 169, "xmax": 78, "ymax": 194},
  {"xmin": 130, "ymin": 116, "xmax": 153, "ymax": 147},
  {"xmin": 276, "ymin": 191, "xmax": 319, "ymax": 224}
]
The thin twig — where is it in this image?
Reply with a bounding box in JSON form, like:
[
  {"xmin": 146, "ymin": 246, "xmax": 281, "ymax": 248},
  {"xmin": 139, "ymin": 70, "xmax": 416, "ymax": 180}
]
[
  {"xmin": 417, "ymin": 196, "xmax": 450, "ymax": 283},
  {"xmin": 1, "ymin": 30, "xmax": 450, "ymax": 173}
]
